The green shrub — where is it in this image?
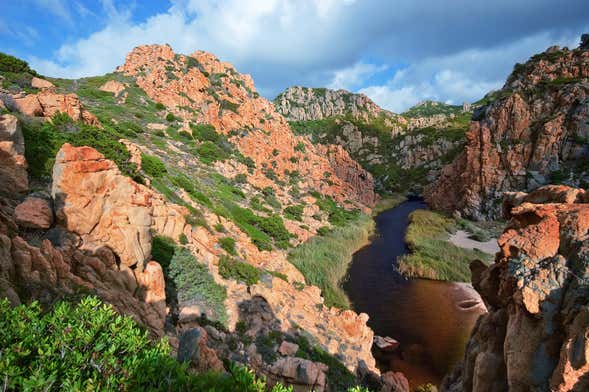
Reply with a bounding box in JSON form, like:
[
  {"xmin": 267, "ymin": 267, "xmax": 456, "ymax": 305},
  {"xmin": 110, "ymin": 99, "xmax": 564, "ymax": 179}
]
[
  {"xmin": 155, "ymin": 102, "xmax": 165, "ymax": 110},
  {"xmin": 234, "ymin": 173, "xmax": 248, "ymax": 183},
  {"xmin": 0, "ymin": 296, "xmax": 298, "ymax": 391},
  {"xmin": 165, "ymin": 113, "xmax": 176, "ymax": 122},
  {"xmin": 190, "ymin": 123, "xmax": 220, "ymax": 142},
  {"xmin": 179, "ymin": 233, "xmax": 189, "ymax": 245},
  {"xmin": 284, "ymin": 204, "xmax": 304, "ymax": 222},
  {"xmin": 151, "ymin": 235, "xmax": 177, "ymax": 271},
  {"xmin": 141, "ymin": 153, "xmax": 167, "ymax": 177},
  {"xmin": 0, "ymin": 52, "xmax": 38, "ymax": 75},
  {"xmin": 195, "ymin": 141, "xmax": 229, "ymax": 164},
  {"xmin": 294, "ymin": 141, "xmax": 306, "ymax": 152},
  {"xmin": 218, "ymin": 255, "xmax": 260, "ymax": 286},
  {"xmin": 169, "ymin": 248, "xmax": 227, "ymax": 324},
  {"xmin": 219, "ymin": 237, "xmax": 237, "ymax": 255}
]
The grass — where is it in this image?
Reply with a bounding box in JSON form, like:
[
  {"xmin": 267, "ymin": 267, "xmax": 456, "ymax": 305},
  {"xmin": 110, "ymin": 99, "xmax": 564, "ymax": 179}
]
[
  {"xmin": 397, "ymin": 210, "xmax": 494, "ymax": 281},
  {"xmin": 288, "ymin": 213, "xmax": 374, "ymax": 309}
]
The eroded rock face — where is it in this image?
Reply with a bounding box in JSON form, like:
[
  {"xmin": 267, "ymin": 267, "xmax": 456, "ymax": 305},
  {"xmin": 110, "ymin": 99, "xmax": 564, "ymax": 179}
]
[
  {"xmin": 116, "ymin": 45, "xmax": 376, "ymax": 208},
  {"xmin": 52, "ymin": 143, "xmax": 187, "ymax": 269},
  {"xmin": 10, "ymin": 91, "xmax": 100, "ymax": 126},
  {"xmin": 274, "ymin": 86, "xmax": 405, "ymax": 127},
  {"xmin": 0, "ymin": 114, "xmax": 28, "ymax": 195},
  {"xmin": 442, "ymin": 185, "xmax": 589, "ymax": 392},
  {"xmin": 426, "ymin": 44, "xmax": 589, "ymax": 220}
]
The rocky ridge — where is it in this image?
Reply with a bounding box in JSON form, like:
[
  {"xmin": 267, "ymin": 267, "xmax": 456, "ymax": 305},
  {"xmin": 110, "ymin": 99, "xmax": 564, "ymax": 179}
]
[
  {"xmin": 441, "ymin": 185, "xmax": 589, "ymax": 391},
  {"xmin": 426, "ymin": 42, "xmax": 589, "ymax": 220}
]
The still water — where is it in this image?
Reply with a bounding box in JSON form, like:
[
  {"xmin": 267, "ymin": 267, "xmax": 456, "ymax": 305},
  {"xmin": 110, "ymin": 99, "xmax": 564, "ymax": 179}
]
[{"xmin": 342, "ymin": 200, "xmax": 485, "ymax": 387}]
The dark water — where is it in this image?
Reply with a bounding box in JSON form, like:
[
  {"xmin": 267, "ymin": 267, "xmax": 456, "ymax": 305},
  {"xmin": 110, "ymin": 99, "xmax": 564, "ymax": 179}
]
[{"xmin": 343, "ymin": 200, "xmax": 485, "ymax": 387}]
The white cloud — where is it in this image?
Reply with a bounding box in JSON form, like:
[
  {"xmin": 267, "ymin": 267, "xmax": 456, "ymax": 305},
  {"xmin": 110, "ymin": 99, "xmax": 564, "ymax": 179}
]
[
  {"xmin": 328, "ymin": 62, "xmax": 387, "ymax": 90},
  {"xmin": 33, "ymin": 0, "xmax": 73, "ymax": 24}
]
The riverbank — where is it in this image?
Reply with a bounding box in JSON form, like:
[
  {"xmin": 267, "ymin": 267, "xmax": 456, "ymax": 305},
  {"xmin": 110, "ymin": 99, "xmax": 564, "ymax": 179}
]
[
  {"xmin": 288, "ymin": 195, "xmax": 406, "ymax": 309},
  {"xmin": 398, "ymin": 210, "xmax": 496, "ymax": 281}
]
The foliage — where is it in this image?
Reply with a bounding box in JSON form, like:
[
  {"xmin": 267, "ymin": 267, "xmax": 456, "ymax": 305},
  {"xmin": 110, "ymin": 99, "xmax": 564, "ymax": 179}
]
[
  {"xmin": 314, "ymin": 194, "xmax": 359, "ymax": 227},
  {"xmin": 218, "ymin": 255, "xmax": 261, "ymax": 286},
  {"xmin": 284, "ymin": 204, "xmax": 305, "ymax": 222},
  {"xmin": 402, "ymin": 100, "xmax": 465, "ymax": 118},
  {"xmin": 0, "ymin": 296, "xmax": 298, "ymax": 391},
  {"xmin": 169, "ymin": 248, "xmax": 228, "ymax": 325},
  {"xmin": 0, "ymin": 52, "xmax": 38, "ymax": 75},
  {"xmin": 195, "ymin": 141, "xmax": 230, "ymax": 164},
  {"xmin": 21, "ymin": 114, "xmax": 136, "ymax": 180},
  {"xmin": 151, "ymin": 235, "xmax": 177, "ymax": 271},
  {"xmin": 398, "ymin": 210, "xmax": 493, "ymax": 281},
  {"xmin": 288, "ymin": 213, "xmax": 373, "ymax": 309},
  {"xmin": 141, "ymin": 153, "xmax": 167, "ymax": 178},
  {"xmin": 190, "ymin": 123, "xmax": 220, "ymax": 143},
  {"xmin": 219, "ymin": 237, "xmax": 237, "ymax": 255},
  {"xmin": 166, "ymin": 113, "xmax": 176, "ymax": 122}
]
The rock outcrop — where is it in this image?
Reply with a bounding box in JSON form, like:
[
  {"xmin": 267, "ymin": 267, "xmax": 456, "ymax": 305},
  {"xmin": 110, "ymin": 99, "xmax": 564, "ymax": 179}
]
[
  {"xmin": 274, "ymin": 86, "xmax": 405, "ymax": 127},
  {"xmin": 14, "ymin": 193, "xmax": 53, "ymax": 229},
  {"xmin": 426, "ymin": 42, "xmax": 589, "ymax": 220},
  {"xmin": 6, "ymin": 90, "xmax": 100, "ymax": 126},
  {"xmin": 442, "ymin": 185, "xmax": 589, "ymax": 391},
  {"xmin": 0, "ymin": 114, "xmax": 28, "ymax": 195},
  {"xmin": 116, "ymin": 45, "xmax": 376, "ymax": 208},
  {"xmin": 30, "ymin": 77, "xmax": 54, "ymax": 90},
  {"xmin": 52, "ymin": 143, "xmax": 187, "ymax": 269}
]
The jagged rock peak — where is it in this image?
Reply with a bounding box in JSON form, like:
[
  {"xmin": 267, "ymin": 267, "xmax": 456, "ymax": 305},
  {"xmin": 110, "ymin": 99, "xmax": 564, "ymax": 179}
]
[
  {"xmin": 425, "ymin": 39, "xmax": 589, "ymax": 220},
  {"xmin": 273, "ymin": 86, "xmax": 402, "ymax": 123}
]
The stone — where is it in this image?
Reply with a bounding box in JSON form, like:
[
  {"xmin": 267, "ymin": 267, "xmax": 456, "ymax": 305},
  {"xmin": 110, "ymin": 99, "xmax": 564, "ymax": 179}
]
[
  {"xmin": 373, "ymin": 336, "xmax": 400, "ymax": 352},
  {"xmin": 14, "ymin": 194, "xmax": 53, "ymax": 229},
  {"xmin": 0, "ymin": 114, "xmax": 28, "ymax": 195},
  {"xmin": 380, "ymin": 371, "xmax": 410, "ymax": 392},
  {"xmin": 442, "ymin": 185, "xmax": 589, "ymax": 391},
  {"xmin": 13, "ymin": 91, "xmax": 100, "ymax": 126},
  {"xmin": 52, "ymin": 143, "xmax": 187, "ymax": 269},
  {"xmin": 426, "ymin": 45, "xmax": 589, "ymax": 220},
  {"xmin": 30, "ymin": 77, "xmax": 54, "ymax": 89},
  {"xmin": 278, "ymin": 340, "xmax": 299, "ymax": 356},
  {"xmin": 177, "ymin": 327, "xmax": 224, "ymax": 373},
  {"xmin": 99, "ymin": 80, "xmax": 125, "ymax": 96},
  {"xmin": 269, "ymin": 357, "xmax": 328, "ymax": 392}
]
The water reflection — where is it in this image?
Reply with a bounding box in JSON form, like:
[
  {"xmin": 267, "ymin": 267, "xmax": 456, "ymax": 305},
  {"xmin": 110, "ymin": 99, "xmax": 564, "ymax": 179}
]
[{"xmin": 343, "ymin": 201, "xmax": 486, "ymax": 387}]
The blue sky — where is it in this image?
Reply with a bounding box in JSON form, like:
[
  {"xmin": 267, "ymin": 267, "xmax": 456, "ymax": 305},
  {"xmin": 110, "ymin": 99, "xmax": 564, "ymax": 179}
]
[{"xmin": 1, "ymin": 0, "xmax": 588, "ymax": 112}]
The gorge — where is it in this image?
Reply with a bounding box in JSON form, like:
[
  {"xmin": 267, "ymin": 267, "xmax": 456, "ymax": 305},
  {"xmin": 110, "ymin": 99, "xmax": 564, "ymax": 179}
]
[{"xmin": 0, "ymin": 28, "xmax": 588, "ymax": 392}]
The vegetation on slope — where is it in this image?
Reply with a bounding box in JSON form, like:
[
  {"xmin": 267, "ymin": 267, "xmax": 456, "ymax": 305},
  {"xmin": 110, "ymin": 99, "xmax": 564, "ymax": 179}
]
[
  {"xmin": 402, "ymin": 100, "xmax": 464, "ymax": 118},
  {"xmin": 398, "ymin": 210, "xmax": 494, "ymax": 281},
  {"xmin": 0, "ymin": 296, "xmax": 294, "ymax": 391}
]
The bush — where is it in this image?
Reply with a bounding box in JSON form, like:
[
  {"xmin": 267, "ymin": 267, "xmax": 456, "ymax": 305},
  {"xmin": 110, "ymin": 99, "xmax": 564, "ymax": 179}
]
[
  {"xmin": 179, "ymin": 233, "xmax": 189, "ymax": 245},
  {"xmin": 284, "ymin": 204, "xmax": 304, "ymax": 222},
  {"xmin": 0, "ymin": 52, "xmax": 38, "ymax": 75},
  {"xmin": 218, "ymin": 255, "xmax": 261, "ymax": 286},
  {"xmin": 195, "ymin": 141, "xmax": 229, "ymax": 164},
  {"xmin": 155, "ymin": 102, "xmax": 165, "ymax": 110},
  {"xmin": 0, "ymin": 296, "xmax": 295, "ymax": 391},
  {"xmin": 169, "ymin": 248, "xmax": 228, "ymax": 324},
  {"xmin": 294, "ymin": 141, "xmax": 306, "ymax": 152},
  {"xmin": 190, "ymin": 123, "xmax": 220, "ymax": 142},
  {"xmin": 165, "ymin": 113, "xmax": 176, "ymax": 122},
  {"xmin": 151, "ymin": 235, "xmax": 177, "ymax": 271},
  {"xmin": 234, "ymin": 173, "xmax": 248, "ymax": 183},
  {"xmin": 219, "ymin": 237, "xmax": 237, "ymax": 255},
  {"xmin": 141, "ymin": 153, "xmax": 167, "ymax": 177}
]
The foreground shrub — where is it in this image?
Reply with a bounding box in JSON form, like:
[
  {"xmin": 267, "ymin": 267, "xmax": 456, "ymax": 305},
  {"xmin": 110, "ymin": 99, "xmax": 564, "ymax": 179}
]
[
  {"xmin": 141, "ymin": 153, "xmax": 167, "ymax": 178},
  {"xmin": 0, "ymin": 296, "xmax": 297, "ymax": 391}
]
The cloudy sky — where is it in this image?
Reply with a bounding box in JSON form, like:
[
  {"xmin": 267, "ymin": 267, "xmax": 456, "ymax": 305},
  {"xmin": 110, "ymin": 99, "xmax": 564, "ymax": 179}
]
[{"xmin": 2, "ymin": 1, "xmax": 588, "ymax": 112}]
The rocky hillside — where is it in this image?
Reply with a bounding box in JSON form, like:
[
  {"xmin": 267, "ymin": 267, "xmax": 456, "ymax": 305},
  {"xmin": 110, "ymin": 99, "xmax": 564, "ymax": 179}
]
[
  {"xmin": 276, "ymin": 88, "xmax": 470, "ymax": 194},
  {"xmin": 425, "ymin": 41, "xmax": 589, "ymax": 220},
  {"xmin": 0, "ymin": 48, "xmax": 410, "ymax": 391},
  {"xmin": 442, "ymin": 185, "xmax": 589, "ymax": 391},
  {"xmin": 274, "ymin": 86, "xmax": 405, "ymax": 127}
]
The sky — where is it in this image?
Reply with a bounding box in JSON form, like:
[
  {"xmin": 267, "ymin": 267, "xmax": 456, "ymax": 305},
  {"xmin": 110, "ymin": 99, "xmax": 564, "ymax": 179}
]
[{"xmin": 1, "ymin": 1, "xmax": 588, "ymax": 113}]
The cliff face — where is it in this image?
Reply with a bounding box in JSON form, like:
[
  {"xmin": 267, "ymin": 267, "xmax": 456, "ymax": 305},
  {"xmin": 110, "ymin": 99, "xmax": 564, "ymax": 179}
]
[
  {"xmin": 425, "ymin": 44, "xmax": 589, "ymax": 220},
  {"xmin": 274, "ymin": 86, "xmax": 406, "ymax": 128},
  {"xmin": 117, "ymin": 45, "xmax": 376, "ymax": 208},
  {"xmin": 442, "ymin": 185, "xmax": 589, "ymax": 392}
]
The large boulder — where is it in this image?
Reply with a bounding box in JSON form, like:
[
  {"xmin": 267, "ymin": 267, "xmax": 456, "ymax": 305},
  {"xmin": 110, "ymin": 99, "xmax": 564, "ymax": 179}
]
[
  {"xmin": 51, "ymin": 143, "xmax": 187, "ymax": 270},
  {"xmin": 0, "ymin": 114, "xmax": 28, "ymax": 195},
  {"xmin": 177, "ymin": 327, "xmax": 224, "ymax": 373},
  {"xmin": 442, "ymin": 185, "xmax": 589, "ymax": 391},
  {"xmin": 12, "ymin": 91, "xmax": 100, "ymax": 126},
  {"xmin": 31, "ymin": 77, "xmax": 54, "ymax": 90},
  {"xmin": 268, "ymin": 357, "xmax": 328, "ymax": 392},
  {"xmin": 13, "ymin": 193, "xmax": 53, "ymax": 229}
]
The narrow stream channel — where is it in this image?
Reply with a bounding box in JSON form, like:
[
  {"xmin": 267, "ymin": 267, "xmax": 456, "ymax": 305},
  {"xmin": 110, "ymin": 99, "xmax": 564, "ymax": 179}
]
[{"xmin": 342, "ymin": 200, "xmax": 485, "ymax": 387}]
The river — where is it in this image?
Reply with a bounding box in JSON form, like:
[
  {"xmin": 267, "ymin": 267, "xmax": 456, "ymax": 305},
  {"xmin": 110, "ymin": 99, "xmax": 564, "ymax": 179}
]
[{"xmin": 342, "ymin": 200, "xmax": 486, "ymax": 387}]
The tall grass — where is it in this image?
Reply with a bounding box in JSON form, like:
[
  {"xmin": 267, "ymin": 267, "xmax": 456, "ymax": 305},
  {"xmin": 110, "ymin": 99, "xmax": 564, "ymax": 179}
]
[
  {"xmin": 398, "ymin": 210, "xmax": 493, "ymax": 281},
  {"xmin": 288, "ymin": 213, "xmax": 374, "ymax": 309}
]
